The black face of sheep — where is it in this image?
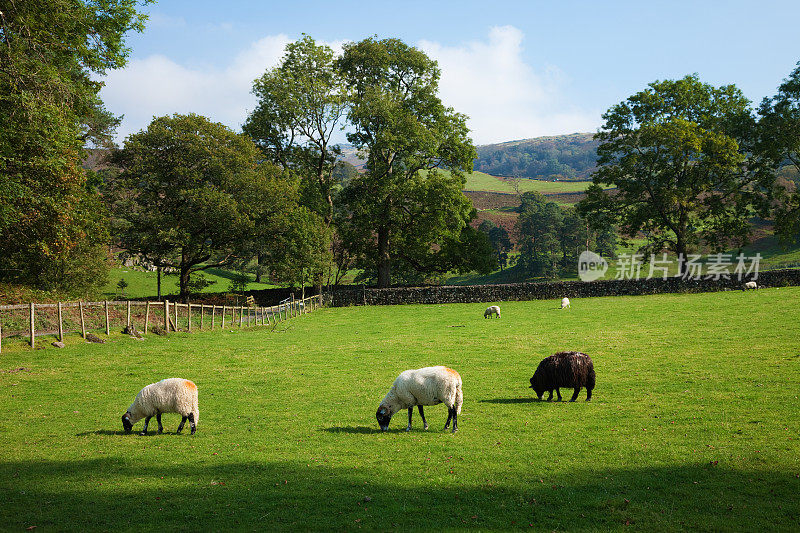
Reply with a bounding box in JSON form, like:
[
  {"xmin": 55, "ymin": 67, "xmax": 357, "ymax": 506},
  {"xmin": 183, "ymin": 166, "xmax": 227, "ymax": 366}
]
[
  {"xmin": 529, "ymin": 351, "xmax": 595, "ymax": 402},
  {"xmin": 376, "ymin": 407, "xmax": 392, "ymax": 431},
  {"xmin": 121, "ymin": 412, "xmax": 133, "ymax": 433}
]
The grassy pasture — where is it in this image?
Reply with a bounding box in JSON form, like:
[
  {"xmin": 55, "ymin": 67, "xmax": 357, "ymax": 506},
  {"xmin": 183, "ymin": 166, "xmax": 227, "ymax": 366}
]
[{"xmin": 0, "ymin": 289, "xmax": 798, "ymax": 531}]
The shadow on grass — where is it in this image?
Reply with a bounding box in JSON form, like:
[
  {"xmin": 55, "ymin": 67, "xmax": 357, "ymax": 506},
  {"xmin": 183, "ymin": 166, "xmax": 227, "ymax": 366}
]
[
  {"xmin": 321, "ymin": 426, "xmax": 383, "ymax": 434},
  {"xmin": 0, "ymin": 459, "xmax": 796, "ymax": 531},
  {"xmin": 76, "ymin": 430, "xmax": 192, "ymax": 437},
  {"xmin": 480, "ymin": 397, "xmax": 539, "ymax": 404},
  {"xmin": 75, "ymin": 430, "xmax": 125, "ymax": 437}
]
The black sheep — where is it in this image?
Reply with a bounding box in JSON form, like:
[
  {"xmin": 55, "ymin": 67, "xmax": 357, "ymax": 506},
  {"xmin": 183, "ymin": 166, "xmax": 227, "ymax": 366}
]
[{"xmin": 529, "ymin": 351, "xmax": 595, "ymax": 401}]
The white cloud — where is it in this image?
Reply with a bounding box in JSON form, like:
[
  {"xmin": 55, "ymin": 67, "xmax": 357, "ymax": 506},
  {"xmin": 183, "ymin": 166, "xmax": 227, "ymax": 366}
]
[
  {"xmin": 101, "ymin": 35, "xmax": 291, "ymax": 142},
  {"xmin": 419, "ymin": 26, "xmax": 599, "ymax": 145}
]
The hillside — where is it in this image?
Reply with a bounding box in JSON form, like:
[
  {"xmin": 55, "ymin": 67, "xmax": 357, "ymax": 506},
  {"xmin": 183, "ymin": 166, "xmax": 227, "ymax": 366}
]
[{"xmin": 474, "ymin": 132, "xmax": 598, "ymax": 181}]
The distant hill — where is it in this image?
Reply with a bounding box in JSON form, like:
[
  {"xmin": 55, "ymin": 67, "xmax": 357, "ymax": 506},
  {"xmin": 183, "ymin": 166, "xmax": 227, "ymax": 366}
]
[{"xmin": 474, "ymin": 132, "xmax": 598, "ymax": 181}]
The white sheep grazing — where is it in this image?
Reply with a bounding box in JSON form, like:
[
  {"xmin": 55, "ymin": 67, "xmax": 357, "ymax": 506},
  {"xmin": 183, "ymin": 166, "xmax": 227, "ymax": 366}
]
[
  {"xmin": 376, "ymin": 366, "xmax": 463, "ymax": 433},
  {"xmin": 484, "ymin": 305, "xmax": 501, "ymax": 318},
  {"xmin": 743, "ymin": 281, "xmax": 759, "ymax": 290},
  {"xmin": 561, "ymin": 297, "xmax": 571, "ymax": 309},
  {"xmin": 121, "ymin": 378, "xmax": 199, "ymax": 436}
]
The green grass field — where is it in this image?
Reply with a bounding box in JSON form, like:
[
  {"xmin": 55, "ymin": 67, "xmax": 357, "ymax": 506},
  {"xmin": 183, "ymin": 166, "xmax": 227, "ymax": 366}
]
[
  {"xmin": 1, "ymin": 290, "xmax": 798, "ymax": 531},
  {"xmin": 464, "ymin": 171, "xmax": 595, "ymax": 194},
  {"xmin": 104, "ymin": 266, "xmax": 279, "ymax": 299}
]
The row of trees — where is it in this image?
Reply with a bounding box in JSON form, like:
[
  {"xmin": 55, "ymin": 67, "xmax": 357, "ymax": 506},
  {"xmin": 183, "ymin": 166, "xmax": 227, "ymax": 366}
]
[
  {"xmin": 107, "ymin": 35, "xmax": 497, "ymax": 295},
  {"xmin": 3, "ymin": 1, "xmax": 800, "ymax": 294}
]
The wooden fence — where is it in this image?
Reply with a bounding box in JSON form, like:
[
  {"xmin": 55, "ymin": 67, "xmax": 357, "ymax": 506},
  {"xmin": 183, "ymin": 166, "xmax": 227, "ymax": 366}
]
[{"xmin": 0, "ymin": 293, "xmax": 323, "ymax": 353}]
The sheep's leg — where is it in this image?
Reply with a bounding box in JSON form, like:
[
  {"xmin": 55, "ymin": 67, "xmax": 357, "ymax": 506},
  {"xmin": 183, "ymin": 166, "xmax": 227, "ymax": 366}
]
[
  {"xmin": 406, "ymin": 407, "xmax": 413, "ymax": 431},
  {"xmin": 546, "ymin": 390, "xmax": 553, "ymax": 401},
  {"xmin": 586, "ymin": 388, "xmax": 593, "ymax": 401},
  {"xmin": 156, "ymin": 412, "xmax": 164, "ymax": 433},
  {"xmin": 140, "ymin": 416, "xmax": 152, "ymax": 436},
  {"xmin": 444, "ymin": 407, "xmax": 453, "ymax": 429},
  {"xmin": 188, "ymin": 412, "xmax": 196, "ymax": 435},
  {"xmin": 418, "ymin": 405, "xmax": 428, "ymax": 430},
  {"xmin": 555, "ymin": 388, "xmax": 562, "ymax": 401},
  {"xmin": 177, "ymin": 416, "xmax": 187, "ymax": 434},
  {"xmin": 570, "ymin": 388, "xmax": 580, "ymax": 402},
  {"xmin": 451, "ymin": 409, "xmax": 458, "ymax": 433}
]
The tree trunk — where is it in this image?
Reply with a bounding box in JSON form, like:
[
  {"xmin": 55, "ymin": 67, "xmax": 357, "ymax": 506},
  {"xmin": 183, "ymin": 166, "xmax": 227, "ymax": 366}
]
[
  {"xmin": 255, "ymin": 253, "xmax": 264, "ymax": 283},
  {"xmin": 179, "ymin": 265, "xmax": 190, "ymax": 298},
  {"xmin": 676, "ymin": 234, "xmax": 687, "ymax": 277},
  {"xmin": 377, "ymin": 226, "xmax": 391, "ymax": 288}
]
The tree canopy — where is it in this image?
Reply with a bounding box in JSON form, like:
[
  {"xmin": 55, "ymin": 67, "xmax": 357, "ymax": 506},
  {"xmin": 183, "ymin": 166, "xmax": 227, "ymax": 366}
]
[
  {"xmin": 336, "ymin": 37, "xmax": 485, "ymax": 287},
  {"xmin": 111, "ymin": 114, "xmax": 311, "ymax": 297},
  {"xmin": 758, "ymin": 61, "xmax": 800, "ymax": 242},
  {"xmin": 0, "ymin": 0, "xmax": 147, "ymax": 293},
  {"xmin": 579, "ymin": 75, "xmax": 771, "ymax": 274}
]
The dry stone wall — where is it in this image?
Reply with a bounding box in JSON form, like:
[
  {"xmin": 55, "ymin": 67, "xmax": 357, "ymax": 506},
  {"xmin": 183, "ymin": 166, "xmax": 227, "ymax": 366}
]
[{"xmin": 326, "ymin": 269, "xmax": 800, "ymax": 307}]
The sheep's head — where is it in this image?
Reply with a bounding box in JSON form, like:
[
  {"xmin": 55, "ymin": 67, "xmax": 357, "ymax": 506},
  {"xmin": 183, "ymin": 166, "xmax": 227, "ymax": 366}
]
[
  {"xmin": 376, "ymin": 405, "xmax": 393, "ymax": 431},
  {"xmin": 529, "ymin": 375, "xmax": 544, "ymax": 400},
  {"xmin": 121, "ymin": 412, "xmax": 133, "ymax": 433}
]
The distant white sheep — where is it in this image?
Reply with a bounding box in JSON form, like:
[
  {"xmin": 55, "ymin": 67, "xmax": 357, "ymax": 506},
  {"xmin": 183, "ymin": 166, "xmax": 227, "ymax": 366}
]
[
  {"xmin": 121, "ymin": 378, "xmax": 199, "ymax": 435},
  {"xmin": 484, "ymin": 305, "xmax": 501, "ymax": 318},
  {"xmin": 561, "ymin": 297, "xmax": 571, "ymax": 309},
  {"xmin": 743, "ymin": 281, "xmax": 759, "ymax": 290},
  {"xmin": 376, "ymin": 366, "xmax": 463, "ymax": 432}
]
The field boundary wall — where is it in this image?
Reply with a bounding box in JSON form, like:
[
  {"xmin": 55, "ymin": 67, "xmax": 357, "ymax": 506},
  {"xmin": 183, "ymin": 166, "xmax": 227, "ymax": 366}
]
[{"xmin": 326, "ymin": 268, "xmax": 800, "ymax": 307}]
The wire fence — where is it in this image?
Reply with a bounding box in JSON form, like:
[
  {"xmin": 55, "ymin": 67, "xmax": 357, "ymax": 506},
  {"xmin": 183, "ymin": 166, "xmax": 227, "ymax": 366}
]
[{"xmin": 0, "ymin": 293, "xmax": 322, "ymax": 353}]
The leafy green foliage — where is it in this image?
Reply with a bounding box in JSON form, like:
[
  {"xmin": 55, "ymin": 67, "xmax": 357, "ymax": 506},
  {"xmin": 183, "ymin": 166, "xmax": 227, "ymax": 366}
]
[
  {"xmin": 517, "ymin": 192, "xmax": 564, "ymax": 277},
  {"xmin": 337, "ymin": 37, "xmax": 487, "ymax": 287},
  {"xmin": 0, "ymin": 0, "xmax": 146, "ymax": 294},
  {"xmin": 759, "ymin": 61, "xmax": 800, "ymax": 243},
  {"xmin": 243, "ymin": 35, "xmax": 346, "ymax": 226},
  {"xmin": 581, "ymin": 75, "xmax": 770, "ymax": 274},
  {"xmin": 111, "ymin": 114, "xmax": 306, "ymax": 297}
]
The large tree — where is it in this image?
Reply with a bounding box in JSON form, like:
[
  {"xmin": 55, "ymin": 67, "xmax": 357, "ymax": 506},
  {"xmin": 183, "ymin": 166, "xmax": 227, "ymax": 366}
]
[
  {"xmin": 758, "ymin": 61, "xmax": 800, "ymax": 242},
  {"xmin": 579, "ymin": 75, "xmax": 771, "ymax": 275},
  {"xmin": 336, "ymin": 37, "xmax": 483, "ymax": 287},
  {"xmin": 112, "ymin": 114, "xmax": 305, "ymax": 297},
  {"xmin": 0, "ymin": 0, "xmax": 146, "ymax": 292},
  {"xmin": 243, "ymin": 35, "xmax": 347, "ymax": 226}
]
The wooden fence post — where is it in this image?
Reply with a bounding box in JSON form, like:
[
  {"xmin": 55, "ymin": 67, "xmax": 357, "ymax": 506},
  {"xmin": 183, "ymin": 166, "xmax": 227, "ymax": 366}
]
[
  {"xmin": 29, "ymin": 302, "xmax": 35, "ymax": 349},
  {"xmin": 200, "ymin": 305, "xmax": 204, "ymax": 330},
  {"xmin": 164, "ymin": 300, "xmax": 169, "ymax": 335},
  {"xmin": 144, "ymin": 301, "xmax": 150, "ymax": 334},
  {"xmin": 104, "ymin": 301, "xmax": 110, "ymax": 336},
  {"xmin": 57, "ymin": 302, "xmax": 63, "ymax": 342},
  {"xmin": 212, "ymin": 305, "xmax": 216, "ymax": 329},
  {"xmin": 126, "ymin": 301, "xmax": 131, "ymax": 328},
  {"xmin": 221, "ymin": 305, "xmax": 226, "ymax": 329},
  {"xmin": 79, "ymin": 301, "xmax": 86, "ymax": 339},
  {"xmin": 174, "ymin": 301, "xmax": 179, "ymax": 332},
  {"xmin": 187, "ymin": 302, "xmax": 192, "ymax": 332},
  {"xmin": 238, "ymin": 306, "xmax": 243, "ymax": 327}
]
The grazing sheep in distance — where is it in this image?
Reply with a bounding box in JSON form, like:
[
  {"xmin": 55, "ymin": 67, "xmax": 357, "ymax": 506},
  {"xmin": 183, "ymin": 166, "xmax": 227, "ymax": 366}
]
[
  {"xmin": 122, "ymin": 378, "xmax": 199, "ymax": 435},
  {"xmin": 561, "ymin": 297, "xmax": 571, "ymax": 309},
  {"xmin": 529, "ymin": 351, "xmax": 595, "ymax": 402},
  {"xmin": 743, "ymin": 281, "xmax": 759, "ymax": 290},
  {"xmin": 376, "ymin": 366, "xmax": 463, "ymax": 433},
  {"xmin": 484, "ymin": 305, "xmax": 501, "ymax": 318}
]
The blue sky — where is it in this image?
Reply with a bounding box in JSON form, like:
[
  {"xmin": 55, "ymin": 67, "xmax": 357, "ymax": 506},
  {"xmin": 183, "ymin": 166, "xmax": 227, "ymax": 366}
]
[{"xmin": 101, "ymin": 0, "xmax": 800, "ymax": 145}]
